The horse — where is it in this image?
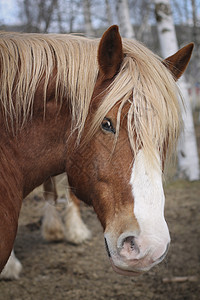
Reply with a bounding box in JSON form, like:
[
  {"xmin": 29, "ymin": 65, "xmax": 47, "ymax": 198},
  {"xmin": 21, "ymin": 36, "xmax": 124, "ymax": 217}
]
[
  {"xmin": 41, "ymin": 176, "xmax": 91, "ymax": 244},
  {"xmin": 0, "ymin": 25, "xmax": 193, "ymax": 277},
  {"xmin": 1, "ymin": 176, "xmax": 91, "ymax": 279}
]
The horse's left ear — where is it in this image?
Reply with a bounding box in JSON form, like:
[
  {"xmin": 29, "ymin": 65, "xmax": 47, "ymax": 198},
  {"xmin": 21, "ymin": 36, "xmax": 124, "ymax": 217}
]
[
  {"xmin": 98, "ymin": 25, "xmax": 123, "ymax": 80},
  {"xmin": 163, "ymin": 43, "xmax": 194, "ymax": 81}
]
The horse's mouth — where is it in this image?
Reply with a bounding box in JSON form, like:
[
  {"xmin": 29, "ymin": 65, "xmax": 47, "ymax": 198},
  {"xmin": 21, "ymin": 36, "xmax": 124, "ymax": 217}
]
[{"xmin": 110, "ymin": 259, "xmax": 144, "ymax": 277}]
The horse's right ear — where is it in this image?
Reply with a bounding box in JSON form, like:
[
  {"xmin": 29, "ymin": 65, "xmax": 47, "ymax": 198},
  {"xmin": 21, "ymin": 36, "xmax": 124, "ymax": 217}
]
[{"xmin": 98, "ymin": 25, "xmax": 123, "ymax": 80}]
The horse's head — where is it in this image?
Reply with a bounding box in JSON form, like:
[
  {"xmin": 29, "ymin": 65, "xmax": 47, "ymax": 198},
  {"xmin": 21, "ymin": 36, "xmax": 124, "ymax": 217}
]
[{"xmin": 66, "ymin": 26, "xmax": 193, "ymax": 276}]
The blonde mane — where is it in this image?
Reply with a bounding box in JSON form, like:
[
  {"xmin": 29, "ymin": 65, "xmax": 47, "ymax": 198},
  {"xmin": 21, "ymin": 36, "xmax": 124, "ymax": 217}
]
[
  {"xmin": 0, "ymin": 32, "xmax": 181, "ymax": 165},
  {"xmin": 0, "ymin": 32, "xmax": 99, "ymax": 132}
]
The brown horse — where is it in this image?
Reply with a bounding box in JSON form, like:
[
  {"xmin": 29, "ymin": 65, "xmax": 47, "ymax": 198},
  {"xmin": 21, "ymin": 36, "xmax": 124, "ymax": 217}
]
[{"xmin": 0, "ymin": 25, "xmax": 193, "ymax": 276}]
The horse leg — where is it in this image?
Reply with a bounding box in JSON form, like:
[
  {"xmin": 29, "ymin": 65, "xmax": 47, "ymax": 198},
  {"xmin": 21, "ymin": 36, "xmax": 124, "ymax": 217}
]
[
  {"xmin": 41, "ymin": 177, "xmax": 65, "ymax": 242},
  {"xmin": 64, "ymin": 191, "xmax": 91, "ymax": 244},
  {"xmin": 0, "ymin": 250, "xmax": 22, "ymax": 280}
]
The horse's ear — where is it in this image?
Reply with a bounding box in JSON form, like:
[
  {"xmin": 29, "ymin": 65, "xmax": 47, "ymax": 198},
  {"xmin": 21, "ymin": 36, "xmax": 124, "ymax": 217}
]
[
  {"xmin": 163, "ymin": 43, "xmax": 194, "ymax": 81},
  {"xmin": 98, "ymin": 25, "xmax": 123, "ymax": 80}
]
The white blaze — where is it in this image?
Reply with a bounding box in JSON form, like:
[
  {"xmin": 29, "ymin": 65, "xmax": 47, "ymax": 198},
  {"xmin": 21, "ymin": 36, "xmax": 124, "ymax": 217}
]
[{"xmin": 130, "ymin": 150, "xmax": 170, "ymax": 257}]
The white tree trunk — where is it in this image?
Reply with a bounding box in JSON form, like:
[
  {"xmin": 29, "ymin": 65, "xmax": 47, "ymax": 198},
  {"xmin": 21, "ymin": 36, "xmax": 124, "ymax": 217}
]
[
  {"xmin": 154, "ymin": 0, "xmax": 199, "ymax": 180},
  {"xmin": 83, "ymin": 0, "xmax": 95, "ymax": 37},
  {"xmin": 116, "ymin": 0, "xmax": 135, "ymax": 38}
]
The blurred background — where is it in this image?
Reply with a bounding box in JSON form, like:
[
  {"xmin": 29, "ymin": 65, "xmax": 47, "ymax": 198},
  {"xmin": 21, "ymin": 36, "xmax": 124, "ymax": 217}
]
[
  {"xmin": 0, "ymin": 1, "xmax": 199, "ymax": 52},
  {"xmin": 0, "ymin": 0, "xmax": 199, "ymax": 98}
]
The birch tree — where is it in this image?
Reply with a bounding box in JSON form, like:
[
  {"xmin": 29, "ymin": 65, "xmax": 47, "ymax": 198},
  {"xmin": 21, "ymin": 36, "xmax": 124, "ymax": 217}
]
[
  {"xmin": 116, "ymin": 0, "xmax": 135, "ymax": 38},
  {"xmin": 83, "ymin": 0, "xmax": 95, "ymax": 37},
  {"xmin": 191, "ymin": 0, "xmax": 200, "ymax": 111},
  {"xmin": 154, "ymin": 0, "xmax": 199, "ymax": 180}
]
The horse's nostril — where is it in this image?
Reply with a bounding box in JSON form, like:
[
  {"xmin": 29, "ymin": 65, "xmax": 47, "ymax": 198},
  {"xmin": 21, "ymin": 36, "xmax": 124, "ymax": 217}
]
[
  {"xmin": 118, "ymin": 234, "xmax": 140, "ymax": 260},
  {"xmin": 123, "ymin": 236, "xmax": 135, "ymax": 250}
]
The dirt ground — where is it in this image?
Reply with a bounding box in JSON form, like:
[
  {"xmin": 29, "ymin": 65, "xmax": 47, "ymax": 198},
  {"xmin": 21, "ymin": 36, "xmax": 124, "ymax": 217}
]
[{"xmin": 0, "ymin": 115, "xmax": 200, "ymax": 300}]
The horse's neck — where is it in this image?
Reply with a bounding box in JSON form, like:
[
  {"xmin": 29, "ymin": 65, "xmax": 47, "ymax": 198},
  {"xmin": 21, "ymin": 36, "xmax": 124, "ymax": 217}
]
[
  {"xmin": 22, "ymin": 106, "xmax": 71, "ymax": 196},
  {"xmin": 0, "ymin": 101, "xmax": 70, "ymax": 197},
  {"xmin": 0, "ymin": 100, "xmax": 71, "ymax": 271}
]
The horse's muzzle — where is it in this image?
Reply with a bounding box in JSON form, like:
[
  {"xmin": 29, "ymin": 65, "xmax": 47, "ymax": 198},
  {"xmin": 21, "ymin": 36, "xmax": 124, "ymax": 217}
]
[{"xmin": 104, "ymin": 233, "xmax": 170, "ymax": 276}]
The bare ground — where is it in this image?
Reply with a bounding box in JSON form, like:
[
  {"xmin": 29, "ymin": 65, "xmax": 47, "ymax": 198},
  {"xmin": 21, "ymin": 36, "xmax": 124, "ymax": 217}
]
[{"xmin": 0, "ymin": 115, "xmax": 200, "ymax": 300}]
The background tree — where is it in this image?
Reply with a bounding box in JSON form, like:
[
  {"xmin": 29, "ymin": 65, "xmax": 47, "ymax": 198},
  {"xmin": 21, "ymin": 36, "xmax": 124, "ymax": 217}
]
[
  {"xmin": 105, "ymin": 0, "xmax": 113, "ymax": 26},
  {"xmin": 82, "ymin": 0, "xmax": 95, "ymax": 37},
  {"xmin": 155, "ymin": 0, "xmax": 199, "ymax": 181},
  {"xmin": 116, "ymin": 0, "xmax": 135, "ymax": 38}
]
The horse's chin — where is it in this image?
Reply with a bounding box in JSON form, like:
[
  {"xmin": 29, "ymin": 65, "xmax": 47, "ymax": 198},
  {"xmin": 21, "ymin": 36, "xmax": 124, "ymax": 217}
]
[{"xmin": 109, "ymin": 259, "xmax": 144, "ymax": 277}]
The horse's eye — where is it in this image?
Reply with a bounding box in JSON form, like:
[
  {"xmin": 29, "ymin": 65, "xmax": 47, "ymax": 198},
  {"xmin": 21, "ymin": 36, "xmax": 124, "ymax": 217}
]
[{"xmin": 101, "ymin": 118, "xmax": 115, "ymax": 134}]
